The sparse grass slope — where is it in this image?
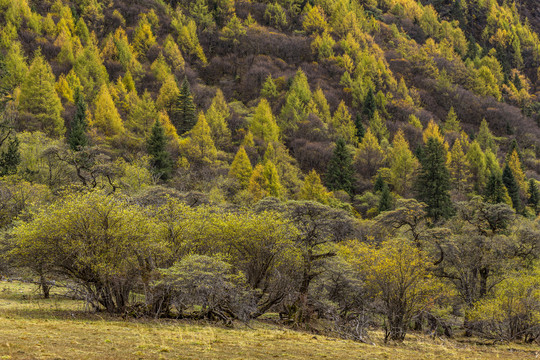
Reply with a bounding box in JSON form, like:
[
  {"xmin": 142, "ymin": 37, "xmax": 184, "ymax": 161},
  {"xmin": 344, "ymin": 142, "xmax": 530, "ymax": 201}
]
[{"xmin": 0, "ymin": 281, "xmax": 538, "ymax": 360}]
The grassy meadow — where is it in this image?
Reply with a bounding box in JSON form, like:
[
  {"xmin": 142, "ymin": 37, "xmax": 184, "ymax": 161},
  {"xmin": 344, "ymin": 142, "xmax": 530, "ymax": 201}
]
[{"xmin": 0, "ymin": 281, "xmax": 538, "ymax": 360}]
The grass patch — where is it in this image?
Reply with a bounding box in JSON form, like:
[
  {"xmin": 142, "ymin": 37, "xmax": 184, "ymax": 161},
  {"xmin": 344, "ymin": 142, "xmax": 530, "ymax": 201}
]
[{"xmin": 0, "ymin": 281, "xmax": 538, "ymax": 359}]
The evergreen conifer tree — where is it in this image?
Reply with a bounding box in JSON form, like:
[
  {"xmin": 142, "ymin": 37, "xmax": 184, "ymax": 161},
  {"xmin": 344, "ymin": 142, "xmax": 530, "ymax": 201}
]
[
  {"xmin": 378, "ymin": 182, "xmax": 392, "ymax": 213},
  {"xmin": 147, "ymin": 120, "xmax": 172, "ymax": 180},
  {"xmin": 374, "ymin": 173, "xmax": 385, "ymax": 192},
  {"xmin": 484, "ymin": 172, "xmax": 511, "ymax": 205},
  {"xmin": 415, "ymin": 137, "xmax": 453, "ymax": 222},
  {"xmin": 325, "ymin": 138, "xmax": 354, "ymax": 195},
  {"xmin": 68, "ymin": 87, "xmax": 88, "ymax": 151},
  {"xmin": 355, "ymin": 113, "xmax": 365, "ymax": 141},
  {"xmin": 362, "ymin": 87, "xmax": 376, "ymax": 119},
  {"xmin": 172, "ymin": 77, "xmax": 196, "ymax": 135},
  {"xmin": 0, "ymin": 136, "xmax": 20, "ymax": 176},
  {"xmin": 502, "ymin": 164, "xmax": 522, "ymax": 212},
  {"xmin": 528, "ymin": 179, "xmax": 539, "ymax": 214}
]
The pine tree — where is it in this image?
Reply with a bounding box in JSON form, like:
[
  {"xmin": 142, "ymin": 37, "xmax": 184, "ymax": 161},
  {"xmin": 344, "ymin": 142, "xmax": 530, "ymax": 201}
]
[
  {"xmin": 354, "ymin": 113, "xmax": 365, "ymax": 141},
  {"xmin": 0, "ymin": 136, "xmax": 20, "ymax": 176},
  {"xmin": 374, "ymin": 173, "xmax": 385, "ymax": 192},
  {"xmin": 19, "ymin": 51, "xmax": 65, "ymax": 137},
  {"xmin": 312, "ymin": 87, "xmax": 331, "ymax": 124},
  {"xmin": 388, "ymin": 129, "xmax": 419, "ymax": 195},
  {"xmin": 229, "ymin": 145, "xmax": 253, "ymax": 189},
  {"xmin": 484, "ymin": 172, "xmax": 510, "ymax": 205},
  {"xmin": 502, "ymin": 164, "xmax": 522, "ymax": 212},
  {"xmin": 362, "ymin": 87, "xmax": 376, "ymax": 119},
  {"xmin": 263, "ymin": 161, "xmax": 282, "ymax": 198},
  {"xmin": 378, "ymin": 182, "xmax": 392, "ymax": 213},
  {"xmin": 415, "ymin": 137, "xmax": 453, "ymax": 222},
  {"xmin": 325, "ymin": 138, "xmax": 354, "ymax": 195},
  {"xmin": 93, "ymin": 84, "xmax": 124, "ymax": 136},
  {"xmin": 248, "ymin": 164, "xmax": 268, "ymax": 202},
  {"xmin": 261, "ymin": 75, "xmax": 278, "ymax": 99},
  {"xmin": 172, "ymin": 77, "xmax": 197, "ymax": 135},
  {"xmin": 133, "ymin": 15, "xmax": 156, "ymax": 56},
  {"xmin": 299, "ymin": 169, "xmax": 331, "ymax": 204},
  {"xmin": 355, "ymin": 128, "xmax": 385, "ymax": 180},
  {"xmin": 183, "ymin": 113, "xmax": 217, "ymax": 165},
  {"xmin": 156, "ymin": 74, "xmax": 180, "ymax": 112},
  {"xmin": 443, "ymin": 107, "xmax": 461, "ymax": 133},
  {"xmin": 250, "ymin": 99, "xmax": 280, "ymax": 144},
  {"xmin": 423, "ymin": 119, "xmax": 445, "ymax": 144},
  {"xmin": 447, "ymin": 138, "xmax": 471, "ymax": 194},
  {"xmin": 528, "ymin": 179, "xmax": 539, "ymax": 214},
  {"xmin": 507, "ymin": 149, "xmax": 527, "ymax": 193},
  {"xmin": 279, "ymin": 69, "xmax": 311, "ymax": 131},
  {"xmin": 3, "ymin": 41, "xmax": 28, "ymax": 90},
  {"xmin": 147, "ymin": 120, "xmax": 172, "ymax": 180},
  {"xmin": 68, "ymin": 88, "xmax": 88, "ymax": 151},
  {"xmin": 330, "ymin": 101, "xmax": 357, "ymax": 145},
  {"xmin": 206, "ymin": 89, "xmax": 231, "ymax": 149},
  {"xmin": 466, "ymin": 140, "xmax": 487, "ymax": 192},
  {"xmin": 369, "ymin": 110, "xmax": 389, "ymax": 142},
  {"xmin": 477, "ymin": 119, "xmax": 498, "ymax": 154}
]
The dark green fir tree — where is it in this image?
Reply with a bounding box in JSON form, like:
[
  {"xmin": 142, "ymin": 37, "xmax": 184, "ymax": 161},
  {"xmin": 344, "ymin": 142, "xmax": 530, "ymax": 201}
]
[
  {"xmin": 374, "ymin": 173, "xmax": 385, "ymax": 192},
  {"xmin": 0, "ymin": 135, "xmax": 20, "ymax": 176},
  {"xmin": 378, "ymin": 182, "xmax": 392, "ymax": 213},
  {"xmin": 362, "ymin": 87, "xmax": 376, "ymax": 120},
  {"xmin": 484, "ymin": 172, "xmax": 507, "ymax": 204},
  {"xmin": 147, "ymin": 120, "xmax": 173, "ymax": 181},
  {"xmin": 68, "ymin": 87, "xmax": 88, "ymax": 151},
  {"xmin": 172, "ymin": 77, "xmax": 196, "ymax": 135},
  {"xmin": 415, "ymin": 137, "xmax": 453, "ymax": 222},
  {"xmin": 355, "ymin": 113, "xmax": 365, "ymax": 141},
  {"xmin": 325, "ymin": 138, "xmax": 354, "ymax": 195},
  {"xmin": 528, "ymin": 178, "xmax": 539, "ymax": 214},
  {"xmin": 502, "ymin": 164, "xmax": 521, "ymax": 212}
]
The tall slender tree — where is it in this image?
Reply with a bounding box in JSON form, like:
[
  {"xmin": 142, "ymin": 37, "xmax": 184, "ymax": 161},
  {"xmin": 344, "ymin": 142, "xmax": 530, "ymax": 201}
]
[
  {"xmin": 147, "ymin": 120, "xmax": 172, "ymax": 180},
  {"xmin": 172, "ymin": 77, "xmax": 196, "ymax": 135},
  {"xmin": 415, "ymin": 137, "xmax": 453, "ymax": 222},
  {"xmin": 502, "ymin": 164, "xmax": 521, "ymax": 212},
  {"xmin": 325, "ymin": 138, "xmax": 354, "ymax": 195},
  {"xmin": 528, "ymin": 179, "xmax": 540, "ymax": 215},
  {"xmin": 68, "ymin": 88, "xmax": 88, "ymax": 151}
]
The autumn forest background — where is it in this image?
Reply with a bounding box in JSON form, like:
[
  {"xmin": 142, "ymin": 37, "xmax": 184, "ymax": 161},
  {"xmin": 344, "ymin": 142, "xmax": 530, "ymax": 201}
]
[{"xmin": 1, "ymin": 0, "xmax": 540, "ymax": 352}]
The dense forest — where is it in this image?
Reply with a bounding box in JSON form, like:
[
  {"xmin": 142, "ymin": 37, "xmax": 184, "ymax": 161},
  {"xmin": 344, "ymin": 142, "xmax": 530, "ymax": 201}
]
[{"xmin": 1, "ymin": 0, "xmax": 540, "ymax": 345}]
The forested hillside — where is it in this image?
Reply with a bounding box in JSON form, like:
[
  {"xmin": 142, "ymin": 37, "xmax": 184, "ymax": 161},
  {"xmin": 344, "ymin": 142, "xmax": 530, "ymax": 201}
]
[{"xmin": 1, "ymin": 0, "xmax": 540, "ymax": 347}]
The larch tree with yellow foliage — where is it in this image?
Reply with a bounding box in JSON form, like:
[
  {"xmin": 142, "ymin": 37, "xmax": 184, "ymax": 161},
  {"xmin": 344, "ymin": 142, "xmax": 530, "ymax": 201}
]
[
  {"xmin": 447, "ymin": 138, "xmax": 471, "ymax": 195},
  {"xmin": 19, "ymin": 52, "xmax": 65, "ymax": 137},
  {"xmin": 93, "ymin": 84, "xmax": 124, "ymax": 136},
  {"xmin": 330, "ymin": 101, "xmax": 357, "ymax": 145},
  {"xmin": 229, "ymin": 146, "xmax": 253, "ymax": 189},
  {"xmin": 206, "ymin": 89, "xmax": 232, "ymax": 150},
  {"xmin": 507, "ymin": 149, "xmax": 527, "ymax": 193},
  {"xmin": 250, "ymin": 99, "xmax": 280, "ymax": 144},
  {"xmin": 182, "ymin": 113, "xmax": 218, "ymax": 166},
  {"xmin": 388, "ymin": 130, "xmax": 419, "ymax": 195},
  {"xmin": 355, "ymin": 128, "xmax": 385, "ymax": 181},
  {"xmin": 298, "ymin": 170, "xmax": 332, "ymax": 204}
]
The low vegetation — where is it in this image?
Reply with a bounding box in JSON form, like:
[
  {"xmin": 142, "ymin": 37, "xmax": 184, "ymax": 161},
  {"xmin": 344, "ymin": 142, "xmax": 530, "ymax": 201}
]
[{"xmin": 0, "ymin": 281, "xmax": 538, "ymax": 360}]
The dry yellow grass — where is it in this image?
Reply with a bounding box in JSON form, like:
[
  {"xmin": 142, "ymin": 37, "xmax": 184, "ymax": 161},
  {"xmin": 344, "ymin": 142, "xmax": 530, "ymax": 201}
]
[{"xmin": 0, "ymin": 281, "xmax": 538, "ymax": 360}]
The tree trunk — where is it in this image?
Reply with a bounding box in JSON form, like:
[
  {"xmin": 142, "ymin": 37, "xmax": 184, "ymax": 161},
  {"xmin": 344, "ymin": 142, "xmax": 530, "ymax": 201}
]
[{"xmin": 40, "ymin": 274, "xmax": 50, "ymax": 299}]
